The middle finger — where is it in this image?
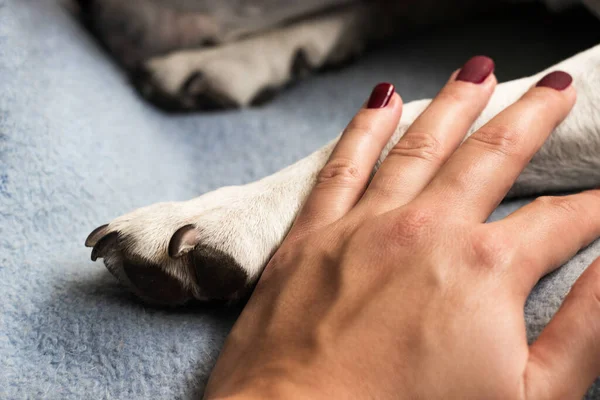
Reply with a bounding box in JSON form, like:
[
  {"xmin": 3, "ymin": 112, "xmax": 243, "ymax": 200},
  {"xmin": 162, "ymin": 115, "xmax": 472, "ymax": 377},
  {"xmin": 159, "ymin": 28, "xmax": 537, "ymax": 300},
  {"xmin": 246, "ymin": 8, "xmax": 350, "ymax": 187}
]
[{"xmin": 360, "ymin": 56, "xmax": 496, "ymax": 214}]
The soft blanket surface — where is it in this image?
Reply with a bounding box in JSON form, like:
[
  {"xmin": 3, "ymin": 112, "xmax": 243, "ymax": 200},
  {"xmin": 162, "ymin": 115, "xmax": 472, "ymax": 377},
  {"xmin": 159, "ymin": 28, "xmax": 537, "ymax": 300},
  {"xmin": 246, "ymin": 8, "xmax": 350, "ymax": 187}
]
[{"xmin": 1, "ymin": 1, "xmax": 600, "ymax": 398}]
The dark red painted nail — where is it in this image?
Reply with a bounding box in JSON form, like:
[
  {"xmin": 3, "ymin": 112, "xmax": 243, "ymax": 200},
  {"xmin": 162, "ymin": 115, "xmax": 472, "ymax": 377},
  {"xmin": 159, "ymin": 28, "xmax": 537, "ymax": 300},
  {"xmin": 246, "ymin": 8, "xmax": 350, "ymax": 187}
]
[
  {"xmin": 536, "ymin": 71, "xmax": 573, "ymax": 90},
  {"xmin": 456, "ymin": 56, "xmax": 495, "ymax": 84},
  {"xmin": 367, "ymin": 83, "xmax": 394, "ymax": 109}
]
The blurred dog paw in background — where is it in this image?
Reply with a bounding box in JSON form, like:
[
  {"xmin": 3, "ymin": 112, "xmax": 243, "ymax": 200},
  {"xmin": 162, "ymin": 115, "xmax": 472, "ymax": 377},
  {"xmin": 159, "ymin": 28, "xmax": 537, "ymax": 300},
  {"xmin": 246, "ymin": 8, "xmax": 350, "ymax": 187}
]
[{"xmin": 71, "ymin": 0, "xmax": 598, "ymax": 110}]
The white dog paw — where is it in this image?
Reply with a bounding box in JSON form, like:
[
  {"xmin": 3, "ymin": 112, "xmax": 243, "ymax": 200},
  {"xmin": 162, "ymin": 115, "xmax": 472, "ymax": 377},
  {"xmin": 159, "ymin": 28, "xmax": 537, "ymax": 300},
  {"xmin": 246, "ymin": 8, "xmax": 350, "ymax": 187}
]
[
  {"xmin": 85, "ymin": 194, "xmax": 249, "ymax": 305},
  {"xmin": 85, "ymin": 183, "xmax": 301, "ymax": 305}
]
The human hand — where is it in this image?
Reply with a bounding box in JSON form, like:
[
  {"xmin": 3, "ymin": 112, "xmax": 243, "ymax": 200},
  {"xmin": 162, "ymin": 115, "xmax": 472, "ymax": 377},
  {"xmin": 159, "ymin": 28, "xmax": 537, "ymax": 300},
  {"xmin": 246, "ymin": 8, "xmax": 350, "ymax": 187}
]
[{"xmin": 204, "ymin": 56, "xmax": 600, "ymax": 400}]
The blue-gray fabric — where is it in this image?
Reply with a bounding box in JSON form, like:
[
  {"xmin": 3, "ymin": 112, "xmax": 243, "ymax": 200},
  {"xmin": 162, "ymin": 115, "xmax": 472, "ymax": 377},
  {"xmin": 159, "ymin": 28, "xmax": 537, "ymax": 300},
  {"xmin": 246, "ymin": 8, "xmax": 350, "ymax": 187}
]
[{"xmin": 1, "ymin": 0, "xmax": 600, "ymax": 398}]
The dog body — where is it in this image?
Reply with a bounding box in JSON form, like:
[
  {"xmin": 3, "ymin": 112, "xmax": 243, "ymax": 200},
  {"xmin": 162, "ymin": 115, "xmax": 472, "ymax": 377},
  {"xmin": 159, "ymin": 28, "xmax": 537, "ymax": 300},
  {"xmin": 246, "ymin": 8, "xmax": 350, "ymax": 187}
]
[{"xmin": 77, "ymin": 0, "xmax": 600, "ymax": 109}]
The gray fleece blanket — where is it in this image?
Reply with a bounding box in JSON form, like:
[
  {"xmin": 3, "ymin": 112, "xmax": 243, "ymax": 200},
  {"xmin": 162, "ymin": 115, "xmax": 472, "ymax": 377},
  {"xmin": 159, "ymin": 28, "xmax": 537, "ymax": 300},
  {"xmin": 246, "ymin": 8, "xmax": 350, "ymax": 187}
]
[{"xmin": 1, "ymin": 0, "xmax": 600, "ymax": 398}]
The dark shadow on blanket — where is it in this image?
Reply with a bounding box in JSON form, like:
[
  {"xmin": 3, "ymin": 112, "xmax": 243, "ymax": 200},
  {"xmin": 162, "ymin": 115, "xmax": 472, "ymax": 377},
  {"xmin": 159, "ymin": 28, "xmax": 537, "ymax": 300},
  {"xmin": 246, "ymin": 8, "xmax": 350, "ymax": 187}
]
[{"xmin": 28, "ymin": 263, "xmax": 244, "ymax": 399}]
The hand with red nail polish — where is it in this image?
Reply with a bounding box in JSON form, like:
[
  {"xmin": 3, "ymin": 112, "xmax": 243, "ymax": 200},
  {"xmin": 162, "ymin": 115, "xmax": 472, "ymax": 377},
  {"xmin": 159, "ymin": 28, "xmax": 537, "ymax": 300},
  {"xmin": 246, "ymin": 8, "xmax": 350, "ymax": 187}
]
[{"xmin": 204, "ymin": 63, "xmax": 599, "ymax": 400}]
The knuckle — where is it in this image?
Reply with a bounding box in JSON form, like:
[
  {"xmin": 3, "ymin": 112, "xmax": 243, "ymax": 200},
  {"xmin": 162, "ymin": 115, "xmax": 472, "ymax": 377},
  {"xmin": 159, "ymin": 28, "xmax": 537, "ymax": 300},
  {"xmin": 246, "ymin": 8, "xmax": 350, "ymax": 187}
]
[
  {"xmin": 386, "ymin": 207, "xmax": 435, "ymax": 247},
  {"xmin": 437, "ymin": 86, "xmax": 472, "ymax": 105},
  {"xmin": 317, "ymin": 158, "xmax": 363, "ymax": 187},
  {"xmin": 364, "ymin": 175, "xmax": 400, "ymax": 201},
  {"xmin": 571, "ymin": 267, "xmax": 600, "ymax": 312},
  {"xmin": 535, "ymin": 195, "xmax": 582, "ymax": 216},
  {"xmin": 468, "ymin": 124, "xmax": 522, "ymax": 157},
  {"xmin": 344, "ymin": 118, "xmax": 377, "ymax": 139},
  {"xmin": 388, "ymin": 131, "xmax": 444, "ymax": 164},
  {"xmin": 469, "ymin": 228, "xmax": 514, "ymax": 271}
]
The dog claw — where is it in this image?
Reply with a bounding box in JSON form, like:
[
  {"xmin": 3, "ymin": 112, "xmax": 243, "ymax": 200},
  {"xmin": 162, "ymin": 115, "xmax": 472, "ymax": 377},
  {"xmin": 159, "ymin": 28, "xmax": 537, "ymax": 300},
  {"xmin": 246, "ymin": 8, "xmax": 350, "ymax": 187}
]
[
  {"xmin": 85, "ymin": 223, "xmax": 110, "ymax": 247},
  {"xmin": 90, "ymin": 231, "xmax": 118, "ymax": 261},
  {"xmin": 168, "ymin": 224, "xmax": 199, "ymax": 259}
]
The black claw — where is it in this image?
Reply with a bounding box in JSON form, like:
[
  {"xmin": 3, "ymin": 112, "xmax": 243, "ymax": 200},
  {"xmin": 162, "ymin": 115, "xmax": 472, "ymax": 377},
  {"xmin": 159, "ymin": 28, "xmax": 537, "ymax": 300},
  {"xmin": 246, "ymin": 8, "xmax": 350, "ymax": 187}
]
[
  {"xmin": 131, "ymin": 65, "xmax": 241, "ymax": 112},
  {"xmin": 181, "ymin": 72, "xmax": 239, "ymax": 110},
  {"xmin": 168, "ymin": 224, "xmax": 198, "ymax": 259},
  {"xmin": 182, "ymin": 72, "xmax": 205, "ymax": 96},
  {"xmin": 85, "ymin": 223, "xmax": 109, "ymax": 247},
  {"xmin": 90, "ymin": 231, "xmax": 119, "ymax": 261},
  {"xmin": 291, "ymin": 49, "xmax": 311, "ymax": 79},
  {"xmin": 250, "ymin": 87, "xmax": 279, "ymax": 106}
]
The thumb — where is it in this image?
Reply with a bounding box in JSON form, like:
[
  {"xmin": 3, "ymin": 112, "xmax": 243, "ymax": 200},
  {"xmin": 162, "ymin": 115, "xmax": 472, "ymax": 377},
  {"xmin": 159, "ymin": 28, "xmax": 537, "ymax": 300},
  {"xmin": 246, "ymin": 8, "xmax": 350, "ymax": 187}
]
[{"xmin": 524, "ymin": 256, "xmax": 600, "ymax": 399}]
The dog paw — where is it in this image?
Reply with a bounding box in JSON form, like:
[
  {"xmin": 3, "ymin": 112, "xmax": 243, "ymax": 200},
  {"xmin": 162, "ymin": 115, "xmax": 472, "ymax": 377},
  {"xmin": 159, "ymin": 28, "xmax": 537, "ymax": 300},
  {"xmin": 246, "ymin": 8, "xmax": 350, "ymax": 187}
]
[
  {"xmin": 84, "ymin": 184, "xmax": 299, "ymax": 305},
  {"xmin": 135, "ymin": 7, "xmax": 368, "ymax": 110}
]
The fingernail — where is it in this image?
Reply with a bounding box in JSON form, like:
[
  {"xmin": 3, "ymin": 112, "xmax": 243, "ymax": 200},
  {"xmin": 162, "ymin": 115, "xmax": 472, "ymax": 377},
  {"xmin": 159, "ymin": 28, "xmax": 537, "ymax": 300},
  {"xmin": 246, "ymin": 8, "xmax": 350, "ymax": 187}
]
[
  {"xmin": 367, "ymin": 83, "xmax": 394, "ymax": 109},
  {"xmin": 536, "ymin": 71, "xmax": 573, "ymax": 91},
  {"xmin": 456, "ymin": 56, "xmax": 495, "ymax": 84}
]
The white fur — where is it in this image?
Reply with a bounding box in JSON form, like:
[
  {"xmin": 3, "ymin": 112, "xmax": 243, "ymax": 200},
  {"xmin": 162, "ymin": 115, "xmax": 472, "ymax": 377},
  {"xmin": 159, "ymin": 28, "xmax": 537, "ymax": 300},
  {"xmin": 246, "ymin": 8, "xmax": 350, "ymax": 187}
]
[{"xmin": 96, "ymin": 44, "xmax": 600, "ymax": 299}]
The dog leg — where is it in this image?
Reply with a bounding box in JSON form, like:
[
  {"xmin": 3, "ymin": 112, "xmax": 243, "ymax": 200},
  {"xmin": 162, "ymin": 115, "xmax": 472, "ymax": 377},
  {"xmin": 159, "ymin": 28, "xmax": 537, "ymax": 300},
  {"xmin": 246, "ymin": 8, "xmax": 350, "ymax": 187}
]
[{"xmin": 86, "ymin": 44, "xmax": 600, "ymax": 305}]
